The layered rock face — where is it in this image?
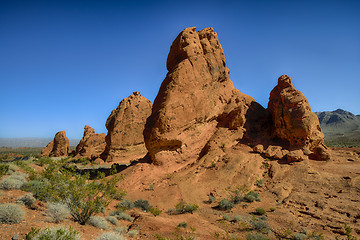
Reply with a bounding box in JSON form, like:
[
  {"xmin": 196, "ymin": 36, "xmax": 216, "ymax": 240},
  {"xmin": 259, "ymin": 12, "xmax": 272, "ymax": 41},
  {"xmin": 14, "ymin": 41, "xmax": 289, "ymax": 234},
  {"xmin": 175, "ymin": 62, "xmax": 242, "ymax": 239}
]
[
  {"xmin": 268, "ymin": 75, "xmax": 330, "ymax": 160},
  {"xmin": 102, "ymin": 91, "xmax": 152, "ymax": 162},
  {"xmin": 144, "ymin": 27, "xmax": 254, "ymax": 165},
  {"xmin": 41, "ymin": 130, "xmax": 70, "ymax": 157},
  {"xmin": 75, "ymin": 125, "xmax": 106, "ymax": 159}
]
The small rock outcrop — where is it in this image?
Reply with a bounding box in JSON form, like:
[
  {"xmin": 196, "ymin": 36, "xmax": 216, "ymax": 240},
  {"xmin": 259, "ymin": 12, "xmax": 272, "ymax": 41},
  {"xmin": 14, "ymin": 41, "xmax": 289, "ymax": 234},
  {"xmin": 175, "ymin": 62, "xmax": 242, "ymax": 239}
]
[
  {"xmin": 102, "ymin": 91, "xmax": 152, "ymax": 162},
  {"xmin": 75, "ymin": 125, "xmax": 106, "ymax": 159},
  {"xmin": 41, "ymin": 131, "xmax": 70, "ymax": 157},
  {"xmin": 144, "ymin": 27, "xmax": 254, "ymax": 166},
  {"xmin": 268, "ymin": 75, "xmax": 330, "ymax": 160}
]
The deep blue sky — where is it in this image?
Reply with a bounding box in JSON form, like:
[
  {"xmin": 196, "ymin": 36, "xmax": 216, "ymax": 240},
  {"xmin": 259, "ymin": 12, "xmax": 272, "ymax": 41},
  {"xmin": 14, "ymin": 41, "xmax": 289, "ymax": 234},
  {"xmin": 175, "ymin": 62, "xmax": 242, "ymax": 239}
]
[{"xmin": 1, "ymin": 0, "xmax": 359, "ymax": 139}]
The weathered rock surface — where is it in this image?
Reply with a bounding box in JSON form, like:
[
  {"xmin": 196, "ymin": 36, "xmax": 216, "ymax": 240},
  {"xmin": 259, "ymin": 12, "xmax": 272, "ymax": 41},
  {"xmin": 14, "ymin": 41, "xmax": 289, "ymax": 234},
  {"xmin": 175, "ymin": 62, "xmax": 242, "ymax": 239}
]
[
  {"xmin": 102, "ymin": 91, "xmax": 152, "ymax": 162},
  {"xmin": 41, "ymin": 131, "xmax": 70, "ymax": 157},
  {"xmin": 268, "ymin": 75, "xmax": 330, "ymax": 160},
  {"xmin": 41, "ymin": 141, "xmax": 54, "ymax": 157},
  {"xmin": 144, "ymin": 27, "xmax": 254, "ymax": 166},
  {"xmin": 75, "ymin": 125, "xmax": 106, "ymax": 159}
]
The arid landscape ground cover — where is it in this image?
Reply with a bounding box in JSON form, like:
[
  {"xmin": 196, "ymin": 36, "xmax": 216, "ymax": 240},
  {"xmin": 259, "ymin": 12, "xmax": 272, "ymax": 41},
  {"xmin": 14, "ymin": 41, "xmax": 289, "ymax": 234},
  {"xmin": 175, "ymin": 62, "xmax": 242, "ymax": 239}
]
[{"xmin": 1, "ymin": 27, "xmax": 360, "ymax": 240}]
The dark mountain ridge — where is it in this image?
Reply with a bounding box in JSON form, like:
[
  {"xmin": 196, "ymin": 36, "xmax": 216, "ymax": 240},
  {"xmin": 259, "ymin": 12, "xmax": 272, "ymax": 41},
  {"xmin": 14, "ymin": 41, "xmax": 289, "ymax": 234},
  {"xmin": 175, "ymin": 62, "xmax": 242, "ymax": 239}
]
[{"xmin": 315, "ymin": 109, "xmax": 360, "ymax": 147}]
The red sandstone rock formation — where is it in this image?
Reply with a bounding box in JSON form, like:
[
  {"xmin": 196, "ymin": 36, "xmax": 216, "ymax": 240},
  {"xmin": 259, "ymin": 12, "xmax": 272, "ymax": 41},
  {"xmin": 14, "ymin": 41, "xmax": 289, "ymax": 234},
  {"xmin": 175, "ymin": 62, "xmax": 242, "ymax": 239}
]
[
  {"xmin": 144, "ymin": 27, "xmax": 254, "ymax": 166},
  {"xmin": 41, "ymin": 130, "xmax": 70, "ymax": 157},
  {"xmin": 75, "ymin": 125, "xmax": 106, "ymax": 159},
  {"xmin": 268, "ymin": 75, "xmax": 330, "ymax": 160},
  {"xmin": 102, "ymin": 91, "xmax": 152, "ymax": 162}
]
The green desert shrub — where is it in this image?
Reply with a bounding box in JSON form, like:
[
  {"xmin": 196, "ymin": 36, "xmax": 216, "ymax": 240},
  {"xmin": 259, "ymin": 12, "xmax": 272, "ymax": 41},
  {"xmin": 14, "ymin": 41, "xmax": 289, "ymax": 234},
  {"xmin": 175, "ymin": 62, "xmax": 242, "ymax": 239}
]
[
  {"xmin": 246, "ymin": 233, "xmax": 270, "ymax": 240},
  {"xmin": 32, "ymin": 226, "xmax": 80, "ymax": 240},
  {"xmin": 177, "ymin": 222, "xmax": 188, "ymax": 228},
  {"xmin": 244, "ymin": 191, "xmax": 261, "ymax": 202},
  {"xmin": 249, "ymin": 216, "xmax": 271, "ymax": 234},
  {"xmin": 46, "ymin": 202, "xmax": 70, "ymax": 223},
  {"xmin": 218, "ymin": 199, "xmax": 234, "ymax": 211},
  {"xmin": 96, "ymin": 232, "xmax": 126, "ymax": 240},
  {"xmin": 233, "ymin": 215, "xmax": 242, "ymax": 222},
  {"xmin": 16, "ymin": 193, "xmax": 36, "ymax": 208},
  {"xmin": 255, "ymin": 207, "xmax": 266, "ymax": 215},
  {"xmin": 150, "ymin": 206, "xmax": 162, "ymax": 216},
  {"xmin": 134, "ymin": 199, "xmax": 151, "ymax": 212},
  {"xmin": 21, "ymin": 180, "xmax": 52, "ymax": 201},
  {"xmin": 128, "ymin": 229, "xmax": 139, "ymax": 237},
  {"xmin": 114, "ymin": 226, "xmax": 127, "ymax": 235},
  {"xmin": 106, "ymin": 216, "xmax": 119, "ymax": 226},
  {"xmin": 175, "ymin": 201, "xmax": 199, "ymax": 214},
  {"xmin": 0, "ymin": 172, "xmax": 27, "ymax": 190},
  {"xmin": 293, "ymin": 233, "xmax": 307, "ymax": 240},
  {"xmin": 116, "ymin": 199, "xmax": 134, "ymax": 211},
  {"xmin": 110, "ymin": 211, "xmax": 134, "ymax": 222},
  {"xmin": 0, "ymin": 164, "xmax": 9, "ymax": 177},
  {"xmin": 0, "ymin": 203, "xmax": 25, "ymax": 224},
  {"xmin": 208, "ymin": 195, "xmax": 216, "ymax": 203},
  {"xmin": 89, "ymin": 216, "xmax": 109, "ymax": 229}
]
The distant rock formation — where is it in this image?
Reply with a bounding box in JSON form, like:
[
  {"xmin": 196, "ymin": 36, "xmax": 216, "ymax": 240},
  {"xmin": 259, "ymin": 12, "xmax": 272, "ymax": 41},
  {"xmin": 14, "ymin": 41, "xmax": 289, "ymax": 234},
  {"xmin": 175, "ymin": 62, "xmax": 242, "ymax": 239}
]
[
  {"xmin": 144, "ymin": 27, "xmax": 255, "ymax": 166},
  {"xmin": 101, "ymin": 91, "xmax": 152, "ymax": 162},
  {"xmin": 74, "ymin": 125, "xmax": 106, "ymax": 159},
  {"xmin": 268, "ymin": 75, "xmax": 330, "ymax": 160},
  {"xmin": 41, "ymin": 131, "xmax": 70, "ymax": 157}
]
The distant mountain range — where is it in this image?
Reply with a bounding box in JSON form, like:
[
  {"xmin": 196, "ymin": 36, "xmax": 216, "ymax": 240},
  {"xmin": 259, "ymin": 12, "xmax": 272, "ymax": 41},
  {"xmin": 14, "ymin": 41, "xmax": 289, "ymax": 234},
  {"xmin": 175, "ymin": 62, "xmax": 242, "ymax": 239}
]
[
  {"xmin": 315, "ymin": 109, "xmax": 360, "ymax": 147},
  {"xmin": 0, "ymin": 138, "xmax": 80, "ymax": 148}
]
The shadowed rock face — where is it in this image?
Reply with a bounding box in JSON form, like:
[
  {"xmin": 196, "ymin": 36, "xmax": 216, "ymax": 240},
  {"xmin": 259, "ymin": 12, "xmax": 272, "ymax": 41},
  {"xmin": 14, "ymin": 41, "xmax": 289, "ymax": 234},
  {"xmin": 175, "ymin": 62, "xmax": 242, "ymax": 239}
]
[
  {"xmin": 268, "ymin": 75, "xmax": 330, "ymax": 160},
  {"xmin": 144, "ymin": 27, "xmax": 254, "ymax": 165},
  {"xmin": 41, "ymin": 131, "xmax": 70, "ymax": 157},
  {"xmin": 102, "ymin": 91, "xmax": 152, "ymax": 162},
  {"xmin": 75, "ymin": 125, "xmax": 106, "ymax": 159}
]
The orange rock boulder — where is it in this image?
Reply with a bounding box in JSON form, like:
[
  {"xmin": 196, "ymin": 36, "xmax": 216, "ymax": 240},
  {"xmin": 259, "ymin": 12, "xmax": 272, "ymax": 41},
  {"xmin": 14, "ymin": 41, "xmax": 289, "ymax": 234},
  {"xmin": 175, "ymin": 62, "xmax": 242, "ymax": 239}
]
[
  {"xmin": 41, "ymin": 130, "xmax": 70, "ymax": 157},
  {"xmin": 75, "ymin": 125, "xmax": 106, "ymax": 159},
  {"xmin": 268, "ymin": 75, "xmax": 330, "ymax": 160},
  {"xmin": 102, "ymin": 91, "xmax": 152, "ymax": 162},
  {"xmin": 144, "ymin": 27, "xmax": 254, "ymax": 166}
]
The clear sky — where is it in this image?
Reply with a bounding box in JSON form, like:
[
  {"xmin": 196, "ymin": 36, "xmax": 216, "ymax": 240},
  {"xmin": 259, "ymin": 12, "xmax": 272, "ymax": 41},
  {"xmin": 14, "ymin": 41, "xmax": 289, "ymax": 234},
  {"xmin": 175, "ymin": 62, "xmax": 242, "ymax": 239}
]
[{"xmin": 1, "ymin": 0, "xmax": 359, "ymax": 139}]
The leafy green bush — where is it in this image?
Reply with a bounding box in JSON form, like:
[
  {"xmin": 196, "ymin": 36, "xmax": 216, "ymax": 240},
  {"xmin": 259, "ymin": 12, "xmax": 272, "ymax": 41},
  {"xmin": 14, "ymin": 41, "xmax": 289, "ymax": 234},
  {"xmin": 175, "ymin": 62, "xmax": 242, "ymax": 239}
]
[
  {"xmin": 175, "ymin": 201, "xmax": 199, "ymax": 214},
  {"xmin": 244, "ymin": 191, "xmax": 261, "ymax": 202},
  {"xmin": 46, "ymin": 202, "xmax": 70, "ymax": 223},
  {"xmin": 97, "ymin": 232, "xmax": 126, "ymax": 240},
  {"xmin": 16, "ymin": 193, "xmax": 36, "ymax": 208},
  {"xmin": 21, "ymin": 180, "xmax": 52, "ymax": 201},
  {"xmin": 177, "ymin": 222, "xmax": 188, "ymax": 228},
  {"xmin": 89, "ymin": 216, "xmax": 109, "ymax": 229},
  {"xmin": 30, "ymin": 164, "xmax": 122, "ymax": 225},
  {"xmin": 255, "ymin": 207, "xmax": 266, "ymax": 215},
  {"xmin": 116, "ymin": 199, "xmax": 134, "ymax": 211},
  {"xmin": 106, "ymin": 216, "xmax": 119, "ymax": 226},
  {"xmin": 150, "ymin": 206, "xmax": 162, "ymax": 216},
  {"xmin": 0, "ymin": 164, "xmax": 9, "ymax": 177},
  {"xmin": 0, "ymin": 203, "xmax": 25, "ymax": 224},
  {"xmin": 218, "ymin": 199, "xmax": 234, "ymax": 211},
  {"xmin": 31, "ymin": 226, "xmax": 80, "ymax": 240},
  {"xmin": 134, "ymin": 199, "xmax": 151, "ymax": 212}
]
